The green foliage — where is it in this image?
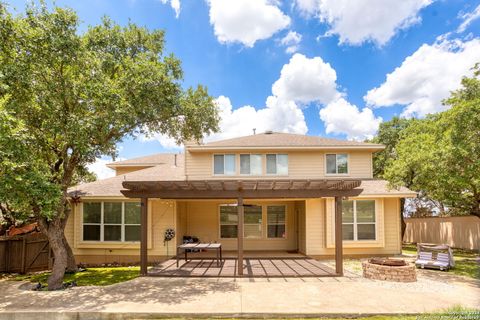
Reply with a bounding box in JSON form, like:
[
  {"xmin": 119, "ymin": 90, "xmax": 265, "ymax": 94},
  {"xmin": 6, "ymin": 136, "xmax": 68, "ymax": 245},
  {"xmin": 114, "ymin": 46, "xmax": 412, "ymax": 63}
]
[
  {"xmin": 0, "ymin": 3, "xmax": 219, "ymax": 220},
  {"xmin": 383, "ymin": 66, "xmax": 480, "ymax": 217},
  {"xmin": 370, "ymin": 117, "xmax": 414, "ymax": 178}
]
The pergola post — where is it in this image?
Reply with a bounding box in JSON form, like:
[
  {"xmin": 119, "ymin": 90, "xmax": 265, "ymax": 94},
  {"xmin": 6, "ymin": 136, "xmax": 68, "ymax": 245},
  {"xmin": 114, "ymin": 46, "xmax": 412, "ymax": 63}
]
[
  {"xmin": 334, "ymin": 196, "xmax": 343, "ymax": 276},
  {"xmin": 237, "ymin": 197, "xmax": 244, "ymax": 276},
  {"xmin": 140, "ymin": 197, "xmax": 148, "ymax": 276}
]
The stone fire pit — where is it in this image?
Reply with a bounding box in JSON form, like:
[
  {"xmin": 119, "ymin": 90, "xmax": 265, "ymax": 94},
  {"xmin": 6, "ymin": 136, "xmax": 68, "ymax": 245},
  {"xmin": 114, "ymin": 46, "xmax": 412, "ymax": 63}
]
[{"xmin": 362, "ymin": 258, "xmax": 416, "ymax": 282}]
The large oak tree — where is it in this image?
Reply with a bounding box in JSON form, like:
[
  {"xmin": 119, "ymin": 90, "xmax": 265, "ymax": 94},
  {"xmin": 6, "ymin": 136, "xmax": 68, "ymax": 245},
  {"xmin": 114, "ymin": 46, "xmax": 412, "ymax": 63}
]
[{"xmin": 0, "ymin": 3, "xmax": 219, "ymax": 289}]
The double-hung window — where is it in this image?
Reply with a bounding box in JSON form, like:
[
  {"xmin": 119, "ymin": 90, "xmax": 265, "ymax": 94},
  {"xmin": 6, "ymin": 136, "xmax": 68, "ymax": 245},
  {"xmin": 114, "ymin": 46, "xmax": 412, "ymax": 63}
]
[
  {"xmin": 244, "ymin": 205, "xmax": 262, "ymax": 238},
  {"xmin": 82, "ymin": 201, "xmax": 141, "ymax": 242},
  {"xmin": 266, "ymin": 154, "xmax": 288, "ymax": 175},
  {"xmin": 214, "ymin": 154, "xmax": 236, "ymax": 175},
  {"xmin": 220, "ymin": 205, "xmax": 238, "ymax": 238},
  {"xmin": 240, "ymin": 154, "xmax": 262, "ymax": 175},
  {"xmin": 342, "ymin": 200, "xmax": 376, "ymax": 241},
  {"xmin": 267, "ymin": 205, "xmax": 286, "ymax": 238},
  {"xmin": 326, "ymin": 154, "xmax": 348, "ymax": 174}
]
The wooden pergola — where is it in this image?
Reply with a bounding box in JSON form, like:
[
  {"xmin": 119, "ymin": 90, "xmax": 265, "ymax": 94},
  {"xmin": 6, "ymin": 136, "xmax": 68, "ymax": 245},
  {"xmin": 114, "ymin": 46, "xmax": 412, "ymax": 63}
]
[{"xmin": 121, "ymin": 179, "xmax": 363, "ymax": 277}]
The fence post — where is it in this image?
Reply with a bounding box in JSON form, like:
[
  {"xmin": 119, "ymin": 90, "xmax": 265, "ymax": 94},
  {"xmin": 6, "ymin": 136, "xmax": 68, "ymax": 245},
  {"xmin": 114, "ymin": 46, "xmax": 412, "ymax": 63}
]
[
  {"xmin": 5, "ymin": 240, "xmax": 9, "ymax": 273},
  {"xmin": 21, "ymin": 236, "xmax": 27, "ymax": 274}
]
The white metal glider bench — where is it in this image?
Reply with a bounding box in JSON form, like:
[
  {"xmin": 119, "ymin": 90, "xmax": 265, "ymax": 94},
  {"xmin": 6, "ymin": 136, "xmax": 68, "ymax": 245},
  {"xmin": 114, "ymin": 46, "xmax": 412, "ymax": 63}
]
[{"xmin": 415, "ymin": 244, "xmax": 455, "ymax": 271}]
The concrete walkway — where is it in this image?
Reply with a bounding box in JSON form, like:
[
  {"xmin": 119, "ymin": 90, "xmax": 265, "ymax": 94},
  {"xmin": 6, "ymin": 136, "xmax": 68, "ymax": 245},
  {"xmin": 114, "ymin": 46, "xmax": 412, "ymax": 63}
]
[{"xmin": 0, "ymin": 274, "xmax": 479, "ymax": 319}]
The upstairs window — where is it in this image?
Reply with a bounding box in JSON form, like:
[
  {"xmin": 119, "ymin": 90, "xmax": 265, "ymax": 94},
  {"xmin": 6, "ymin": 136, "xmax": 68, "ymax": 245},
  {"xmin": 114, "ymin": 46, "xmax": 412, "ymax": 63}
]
[
  {"xmin": 214, "ymin": 154, "xmax": 236, "ymax": 175},
  {"xmin": 342, "ymin": 200, "xmax": 376, "ymax": 241},
  {"xmin": 326, "ymin": 154, "xmax": 348, "ymax": 174},
  {"xmin": 240, "ymin": 154, "xmax": 262, "ymax": 175},
  {"xmin": 266, "ymin": 154, "xmax": 288, "ymax": 175}
]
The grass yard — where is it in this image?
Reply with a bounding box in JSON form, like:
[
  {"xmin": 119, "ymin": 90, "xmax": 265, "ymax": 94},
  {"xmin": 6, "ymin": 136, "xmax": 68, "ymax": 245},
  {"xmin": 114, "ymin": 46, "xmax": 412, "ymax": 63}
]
[
  {"xmin": 402, "ymin": 243, "xmax": 480, "ymax": 280},
  {"xmin": 12, "ymin": 266, "xmax": 140, "ymax": 287}
]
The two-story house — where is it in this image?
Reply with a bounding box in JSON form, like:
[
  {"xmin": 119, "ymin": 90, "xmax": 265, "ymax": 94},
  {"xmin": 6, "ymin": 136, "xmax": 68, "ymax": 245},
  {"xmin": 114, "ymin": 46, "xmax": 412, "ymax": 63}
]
[{"xmin": 67, "ymin": 132, "xmax": 415, "ymax": 276}]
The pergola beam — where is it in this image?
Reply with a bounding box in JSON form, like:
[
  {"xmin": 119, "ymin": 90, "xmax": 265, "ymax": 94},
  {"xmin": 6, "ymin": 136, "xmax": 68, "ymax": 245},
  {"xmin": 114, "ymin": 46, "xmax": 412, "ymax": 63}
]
[{"xmin": 121, "ymin": 189, "xmax": 362, "ymax": 199}]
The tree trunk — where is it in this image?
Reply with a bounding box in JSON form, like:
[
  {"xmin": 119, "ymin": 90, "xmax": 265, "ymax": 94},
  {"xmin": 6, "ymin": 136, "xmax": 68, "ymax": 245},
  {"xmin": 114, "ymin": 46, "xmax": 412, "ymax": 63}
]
[
  {"xmin": 63, "ymin": 234, "xmax": 78, "ymax": 273},
  {"xmin": 45, "ymin": 222, "xmax": 68, "ymax": 290}
]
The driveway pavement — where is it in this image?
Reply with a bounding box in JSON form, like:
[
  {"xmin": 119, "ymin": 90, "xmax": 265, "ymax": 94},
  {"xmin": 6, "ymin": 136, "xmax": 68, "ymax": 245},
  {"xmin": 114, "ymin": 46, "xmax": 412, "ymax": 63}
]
[{"xmin": 0, "ymin": 273, "xmax": 478, "ymax": 319}]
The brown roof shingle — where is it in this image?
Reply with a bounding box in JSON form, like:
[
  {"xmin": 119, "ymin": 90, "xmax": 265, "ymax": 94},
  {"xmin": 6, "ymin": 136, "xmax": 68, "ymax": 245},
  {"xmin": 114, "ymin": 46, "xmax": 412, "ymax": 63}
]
[
  {"xmin": 69, "ymin": 163, "xmax": 185, "ymax": 197},
  {"xmin": 107, "ymin": 153, "xmax": 183, "ymax": 167},
  {"xmin": 190, "ymin": 132, "xmax": 384, "ymax": 149}
]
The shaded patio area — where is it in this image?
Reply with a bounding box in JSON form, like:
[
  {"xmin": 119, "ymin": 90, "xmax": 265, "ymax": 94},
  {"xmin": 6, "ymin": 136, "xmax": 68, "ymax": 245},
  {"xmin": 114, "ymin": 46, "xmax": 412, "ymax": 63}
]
[{"xmin": 149, "ymin": 257, "xmax": 337, "ymax": 277}]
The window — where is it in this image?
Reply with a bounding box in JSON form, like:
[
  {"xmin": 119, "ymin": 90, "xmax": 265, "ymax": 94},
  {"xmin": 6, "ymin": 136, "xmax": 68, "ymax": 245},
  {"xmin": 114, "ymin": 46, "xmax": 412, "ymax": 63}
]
[
  {"xmin": 220, "ymin": 204, "xmax": 286, "ymax": 239},
  {"xmin": 266, "ymin": 154, "xmax": 288, "ymax": 175},
  {"xmin": 82, "ymin": 202, "xmax": 141, "ymax": 242},
  {"xmin": 267, "ymin": 206, "xmax": 286, "ymax": 238},
  {"xmin": 326, "ymin": 154, "xmax": 348, "ymax": 174},
  {"xmin": 214, "ymin": 154, "xmax": 236, "ymax": 175},
  {"xmin": 342, "ymin": 200, "xmax": 375, "ymax": 241},
  {"xmin": 244, "ymin": 205, "xmax": 262, "ymax": 238},
  {"xmin": 220, "ymin": 205, "xmax": 238, "ymax": 238},
  {"xmin": 240, "ymin": 154, "xmax": 262, "ymax": 175}
]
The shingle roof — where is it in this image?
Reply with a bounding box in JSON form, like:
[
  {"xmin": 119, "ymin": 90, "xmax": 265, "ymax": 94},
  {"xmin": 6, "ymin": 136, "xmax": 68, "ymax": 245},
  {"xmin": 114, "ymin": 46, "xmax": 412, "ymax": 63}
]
[
  {"xmin": 358, "ymin": 180, "xmax": 416, "ymax": 196},
  {"xmin": 190, "ymin": 132, "xmax": 384, "ymax": 149},
  {"xmin": 107, "ymin": 153, "xmax": 183, "ymax": 167},
  {"xmin": 69, "ymin": 163, "xmax": 186, "ymax": 197}
]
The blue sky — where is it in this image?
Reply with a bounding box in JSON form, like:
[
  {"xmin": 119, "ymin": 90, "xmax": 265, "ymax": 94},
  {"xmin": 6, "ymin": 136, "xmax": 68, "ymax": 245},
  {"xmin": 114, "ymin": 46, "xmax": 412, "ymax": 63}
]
[{"xmin": 7, "ymin": 0, "xmax": 480, "ymax": 178}]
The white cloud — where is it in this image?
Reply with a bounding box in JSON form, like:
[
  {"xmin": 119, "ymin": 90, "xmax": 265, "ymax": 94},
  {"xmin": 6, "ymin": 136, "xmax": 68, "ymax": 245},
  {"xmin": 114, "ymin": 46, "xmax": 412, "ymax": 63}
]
[
  {"xmin": 319, "ymin": 98, "xmax": 382, "ymax": 141},
  {"xmin": 160, "ymin": 0, "xmax": 180, "ymax": 18},
  {"xmin": 208, "ymin": 0, "xmax": 291, "ymax": 47},
  {"xmin": 272, "ymin": 53, "xmax": 340, "ymax": 104},
  {"xmin": 280, "ymin": 31, "xmax": 302, "ymax": 54},
  {"xmin": 87, "ymin": 157, "xmax": 118, "ymax": 180},
  {"xmin": 295, "ymin": 0, "xmax": 432, "ymax": 46},
  {"xmin": 140, "ymin": 133, "xmax": 183, "ymax": 150},
  {"xmin": 205, "ymin": 95, "xmax": 307, "ymax": 142},
  {"xmin": 457, "ymin": 4, "xmax": 480, "ymax": 33},
  {"xmin": 364, "ymin": 38, "xmax": 480, "ymax": 117}
]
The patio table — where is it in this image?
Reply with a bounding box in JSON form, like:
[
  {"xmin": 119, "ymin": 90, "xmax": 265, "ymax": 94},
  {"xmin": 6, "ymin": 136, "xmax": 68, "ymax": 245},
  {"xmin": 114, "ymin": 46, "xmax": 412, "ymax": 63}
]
[{"xmin": 176, "ymin": 243, "xmax": 222, "ymax": 267}]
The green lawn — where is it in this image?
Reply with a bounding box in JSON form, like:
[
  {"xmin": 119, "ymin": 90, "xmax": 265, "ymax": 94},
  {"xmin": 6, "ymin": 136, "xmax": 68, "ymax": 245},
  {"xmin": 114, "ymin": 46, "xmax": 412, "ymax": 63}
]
[
  {"xmin": 12, "ymin": 266, "xmax": 140, "ymax": 287},
  {"xmin": 403, "ymin": 243, "xmax": 480, "ymax": 280}
]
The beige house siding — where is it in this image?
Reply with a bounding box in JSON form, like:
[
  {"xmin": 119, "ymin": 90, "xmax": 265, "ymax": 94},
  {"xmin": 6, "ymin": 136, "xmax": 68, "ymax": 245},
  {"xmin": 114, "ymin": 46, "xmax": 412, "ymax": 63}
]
[
  {"xmin": 185, "ymin": 150, "xmax": 373, "ymax": 179},
  {"xmin": 65, "ymin": 196, "xmax": 402, "ymax": 264},
  {"xmin": 304, "ymin": 197, "xmax": 401, "ymax": 256},
  {"xmin": 177, "ymin": 200, "xmax": 297, "ymax": 251}
]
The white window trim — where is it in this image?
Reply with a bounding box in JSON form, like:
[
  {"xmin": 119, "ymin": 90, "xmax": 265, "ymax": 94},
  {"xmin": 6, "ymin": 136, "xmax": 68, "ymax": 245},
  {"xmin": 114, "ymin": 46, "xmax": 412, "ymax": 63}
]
[
  {"xmin": 239, "ymin": 153, "xmax": 263, "ymax": 176},
  {"xmin": 325, "ymin": 153, "xmax": 349, "ymax": 176},
  {"xmin": 213, "ymin": 154, "xmax": 236, "ymax": 176},
  {"xmin": 82, "ymin": 201, "xmax": 141, "ymax": 243},
  {"xmin": 342, "ymin": 200, "xmax": 376, "ymax": 241},
  {"xmin": 265, "ymin": 154, "xmax": 289, "ymax": 176}
]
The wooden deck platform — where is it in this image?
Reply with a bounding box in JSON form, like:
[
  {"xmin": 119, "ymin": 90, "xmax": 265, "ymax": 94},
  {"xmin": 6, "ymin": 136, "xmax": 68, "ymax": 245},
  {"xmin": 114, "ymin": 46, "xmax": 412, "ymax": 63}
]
[{"xmin": 148, "ymin": 258, "xmax": 337, "ymax": 277}]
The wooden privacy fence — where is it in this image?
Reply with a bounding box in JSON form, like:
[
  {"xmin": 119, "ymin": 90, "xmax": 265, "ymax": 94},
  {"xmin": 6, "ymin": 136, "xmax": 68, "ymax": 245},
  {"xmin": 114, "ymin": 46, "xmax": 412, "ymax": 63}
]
[
  {"xmin": 404, "ymin": 215, "xmax": 480, "ymax": 250},
  {"xmin": 0, "ymin": 233, "xmax": 51, "ymax": 273}
]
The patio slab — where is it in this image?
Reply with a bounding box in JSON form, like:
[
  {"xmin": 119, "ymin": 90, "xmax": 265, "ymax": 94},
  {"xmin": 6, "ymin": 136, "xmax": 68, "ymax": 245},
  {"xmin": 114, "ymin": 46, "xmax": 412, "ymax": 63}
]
[
  {"xmin": 0, "ymin": 271, "xmax": 478, "ymax": 319},
  {"xmin": 149, "ymin": 257, "xmax": 338, "ymax": 277}
]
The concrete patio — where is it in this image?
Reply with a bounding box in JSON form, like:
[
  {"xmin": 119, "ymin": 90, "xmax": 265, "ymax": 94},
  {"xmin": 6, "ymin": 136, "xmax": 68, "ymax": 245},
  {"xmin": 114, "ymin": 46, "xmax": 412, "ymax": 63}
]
[
  {"xmin": 150, "ymin": 257, "xmax": 337, "ymax": 277},
  {"xmin": 0, "ymin": 271, "xmax": 478, "ymax": 319}
]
